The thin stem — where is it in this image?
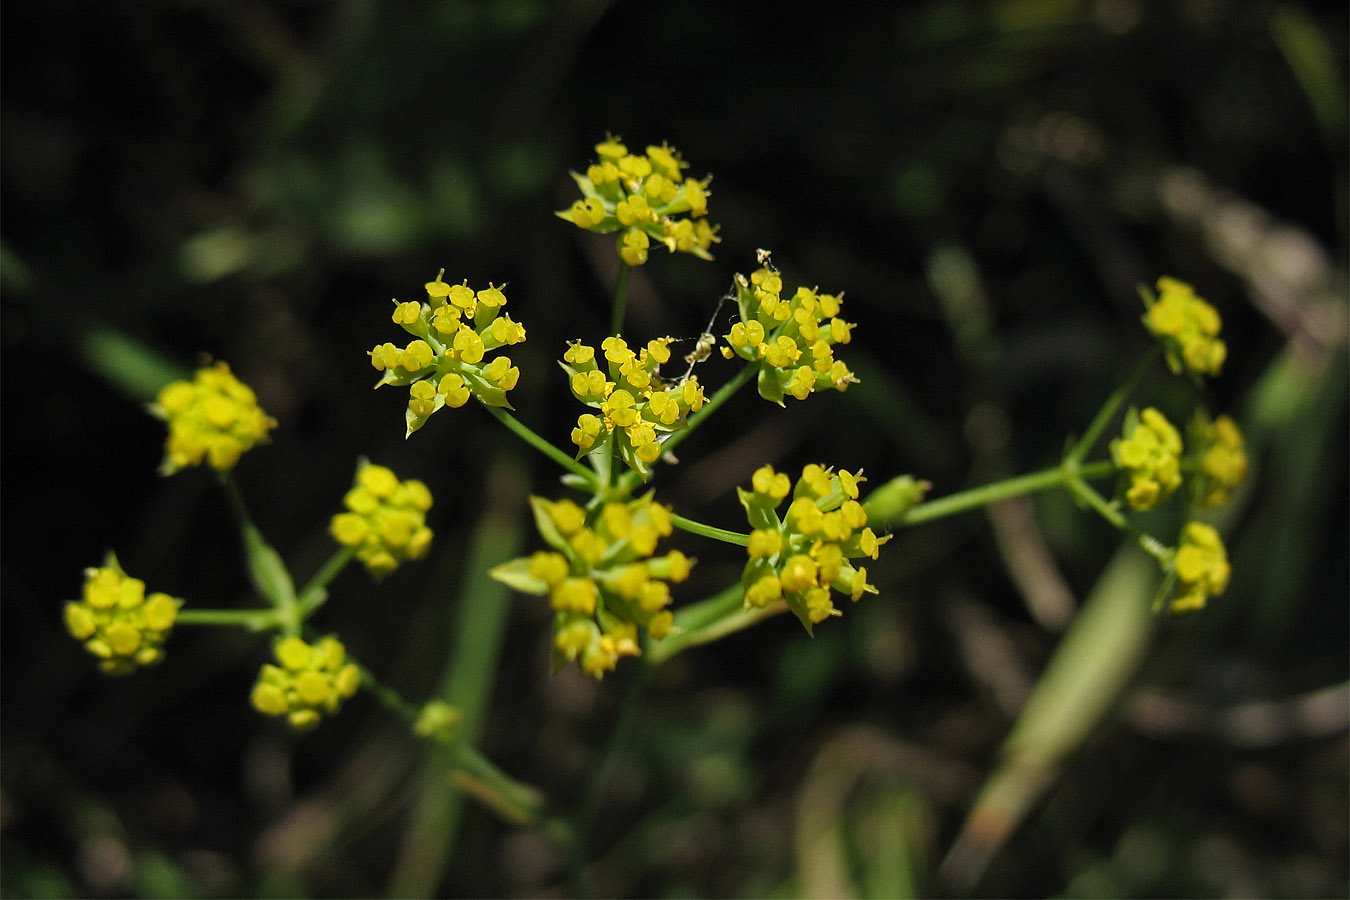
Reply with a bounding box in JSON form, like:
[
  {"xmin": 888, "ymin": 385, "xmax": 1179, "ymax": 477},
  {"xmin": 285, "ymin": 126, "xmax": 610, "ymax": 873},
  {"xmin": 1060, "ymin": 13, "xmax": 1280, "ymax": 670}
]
[
  {"xmin": 660, "ymin": 360, "xmax": 757, "ymax": 459},
  {"xmin": 648, "ymin": 587, "xmax": 784, "ymax": 666},
  {"xmin": 176, "ymin": 607, "xmax": 281, "ymax": 629},
  {"xmin": 1064, "ymin": 344, "xmax": 1161, "ymax": 465},
  {"xmin": 609, "ymin": 260, "xmax": 632, "ymax": 337},
  {"xmin": 221, "ymin": 471, "xmax": 301, "ymax": 635},
  {"xmin": 572, "ymin": 632, "xmax": 651, "ymax": 891},
  {"xmin": 349, "ymin": 659, "xmax": 560, "ymax": 844},
  {"xmin": 1063, "ymin": 474, "xmax": 1171, "ymax": 561},
  {"xmin": 670, "ymin": 513, "xmax": 750, "ymax": 547},
  {"xmin": 450, "ymin": 742, "xmax": 555, "ymax": 827},
  {"xmin": 388, "ymin": 456, "xmax": 529, "ymax": 899},
  {"xmin": 900, "ymin": 461, "xmax": 1115, "ymax": 527},
  {"xmin": 483, "ymin": 404, "xmax": 596, "ymax": 485},
  {"xmin": 296, "ymin": 546, "xmax": 356, "ymax": 616},
  {"xmin": 346, "ymin": 652, "xmax": 421, "ymax": 725}
]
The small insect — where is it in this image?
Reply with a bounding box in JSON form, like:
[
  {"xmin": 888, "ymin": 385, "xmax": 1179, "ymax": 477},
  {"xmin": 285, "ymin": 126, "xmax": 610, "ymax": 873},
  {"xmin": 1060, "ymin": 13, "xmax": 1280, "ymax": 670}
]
[{"xmin": 679, "ymin": 289, "xmax": 732, "ymax": 382}]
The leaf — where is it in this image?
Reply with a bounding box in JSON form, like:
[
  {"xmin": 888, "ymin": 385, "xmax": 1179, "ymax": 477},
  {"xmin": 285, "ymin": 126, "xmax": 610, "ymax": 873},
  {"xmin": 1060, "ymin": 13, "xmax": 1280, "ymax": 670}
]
[{"xmin": 487, "ymin": 558, "xmax": 548, "ymax": 595}]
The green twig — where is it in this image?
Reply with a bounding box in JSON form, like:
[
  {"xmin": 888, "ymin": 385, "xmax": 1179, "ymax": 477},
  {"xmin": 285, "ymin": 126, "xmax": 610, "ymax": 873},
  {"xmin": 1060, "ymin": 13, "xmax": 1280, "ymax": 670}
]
[
  {"xmin": 899, "ymin": 460, "xmax": 1114, "ymax": 527},
  {"xmin": 221, "ymin": 472, "xmax": 301, "ymax": 635},
  {"xmin": 571, "ymin": 632, "xmax": 651, "ymax": 892},
  {"xmin": 648, "ymin": 590, "xmax": 784, "ymax": 666},
  {"xmin": 1063, "ymin": 474, "xmax": 1170, "ymax": 562},
  {"xmin": 660, "ymin": 361, "xmax": 757, "ymax": 460},
  {"xmin": 670, "ymin": 513, "xmax": 750, "ymax": 546},
  {"xmin": 645, "ymin": 583, "xmax": 790, "ymax": 666},
  {"xmin": 296, "ymin": 546, "xmax": 356, "ymax": 616},
  {"xmin": 175, "ymin": 607, "xmax": 281, "ymax": 629},
  {"xmin": 345, "ymin": 653, "xmax": 421, "ymax": 725},
  {"xmin": 387, "ymin": 456, "xmax": 536, "ymax": 897},
  {"xmin": 610, "ymin": 260, "xmax": 632, "ymax": 337},
  {"xmin": 1064, "ymin": 344, "xmax": 1160, "ymax": 465},
  {"xmin": 483, "ymin": 404, "xmax": 596, "ymax": 485}
]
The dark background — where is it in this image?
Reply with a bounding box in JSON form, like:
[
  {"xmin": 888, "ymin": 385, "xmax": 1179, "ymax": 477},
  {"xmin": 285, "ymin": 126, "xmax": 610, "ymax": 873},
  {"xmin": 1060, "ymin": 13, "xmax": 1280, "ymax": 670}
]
[{"xmin": 3, "ymin": 1, "xmax": 1346, "ymax": 897}]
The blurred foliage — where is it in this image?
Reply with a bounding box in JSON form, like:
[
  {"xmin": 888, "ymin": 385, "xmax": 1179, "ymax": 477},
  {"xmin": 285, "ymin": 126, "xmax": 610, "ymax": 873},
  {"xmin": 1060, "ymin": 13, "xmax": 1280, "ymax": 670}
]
[{"xmin": 2, "ymin": 0, "xmax": 1346, "ymax": 897}]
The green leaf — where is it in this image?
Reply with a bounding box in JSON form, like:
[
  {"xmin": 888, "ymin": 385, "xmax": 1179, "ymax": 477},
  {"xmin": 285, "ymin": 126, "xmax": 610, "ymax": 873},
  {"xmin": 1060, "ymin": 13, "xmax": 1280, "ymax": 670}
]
[
  {"xmin": 487, "ymin": 557, "xmax": 549, "ymax": 595},
  {"xmin": 241, "ymin": 521, "xmax": 297, "ymax": 608},
  {"xmin": 757, "ymin": 365, "xmax": 785, "ymax": 405},
  {"xmin": 527, "ymin": 496, "xmax": 570, "ymax": 552}
]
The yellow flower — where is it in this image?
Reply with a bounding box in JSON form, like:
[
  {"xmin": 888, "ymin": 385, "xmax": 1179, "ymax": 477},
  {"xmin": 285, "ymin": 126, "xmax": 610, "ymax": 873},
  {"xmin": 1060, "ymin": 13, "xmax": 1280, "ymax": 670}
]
[
  {"xmin": 490, "ymin": 493, "xmax": 693, "ymax": 679},
  {"xmin": 1143, "ymin": 276, "xmax": 1227, "ymax": 378},
  {"xmin": 1192, "ymin": 413, "xmax": 1248, "ymax": 507},
  {"xmin": 150, "ymin": 362, "xmax": 277, "ymax": 474},
  {"xmin": 561, "ymin": 335, "xmax": 705, "ymax": 479},
  {"xmin": 1169, "ymin": 522, "xmax": 1230, "ymax": 613},
  {"xmin": 330, "ymin": 462, "xmax": 433, "ymax": 578},
  {"xmin": 738, "ymin": 464, "xmax": 888, "ymax": 632},
  {"xmin": 65, "ymin": 560, "xmax": 181, "ymax": 675},
  {"xmin": 1111, "ymin": 407, "xmax": 1184, "ymax": 510},
  {"xmin": 250, "ymin": 635, "xmax": 361, "ymax": 731},
  {"xmin": 556, "ymin": 136, "xmax": 719, "ymax": 266},
  {"xmin": 371, "ymin": 272, "xmax": 527, "ymax": 437},
  {"xmin": 722, "ymin": 257, "xmax": 857, "ymax": 405}
]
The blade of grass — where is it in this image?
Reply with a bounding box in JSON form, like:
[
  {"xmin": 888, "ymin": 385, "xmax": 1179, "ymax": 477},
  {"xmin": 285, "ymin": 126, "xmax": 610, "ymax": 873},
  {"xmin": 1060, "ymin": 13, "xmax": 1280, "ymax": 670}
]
[
  {"xmin": 385, "ymin": 454, "xmax": 530, "ymax": 897},
  {"xmin": 936, "ymin": 543, "xmax": 1158, "ymax": 894}
]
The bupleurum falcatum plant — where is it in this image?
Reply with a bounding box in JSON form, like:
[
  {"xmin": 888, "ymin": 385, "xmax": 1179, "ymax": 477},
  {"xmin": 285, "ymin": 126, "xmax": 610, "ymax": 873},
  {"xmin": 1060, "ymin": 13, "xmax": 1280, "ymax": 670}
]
[{"xmin": 65, "ymin": 135, "xmax": 1247, "ymax": 856}]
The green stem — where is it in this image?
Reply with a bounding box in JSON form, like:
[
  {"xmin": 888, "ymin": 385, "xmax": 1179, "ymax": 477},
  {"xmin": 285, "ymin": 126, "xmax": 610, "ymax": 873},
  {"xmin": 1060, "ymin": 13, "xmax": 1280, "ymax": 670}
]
[
  {"xmin": 648, "ymin": 585, "xmax": 783, "ymax": 666},
  {"xmin": 610, "ymin": 260, "xmax": 632, "ymax": 337},
  {"xmin": 296, "ymin": 546, "xmax": 357, "ymax": 617},
  {"xmin": 670, "ymin": 513, "xmax": 750, "ymax": 547},
  {"xmin": 176, "ymin": 607, "xmax": 281, "ymax": 629},
  {"xmin": 450, "ymin": 742, "xmax": 556, "ymax": 828},
  {"xmin": 221, "ymin": 472, "xmax": 301, "ymax": 635},
  {"xmin": 659, "ymin": 360, "xmax": 757, "ymax": 460},
  {"xmin": 1063, "ymin": 474, "xmax": 1170, "ymax": 561},
  {"xmin": 1064, "ymin": 344, "xmax": 1160, "ymax": 465},
  {"xmin": 571, "ymin": 632, "xmax": 651, "ymax": 892},
  {"xmin": 483, "ymin": 404, "xmax": 596, "ymax": 485},
  {"xmin": 346, "ymin": 652, "xmax": 421, "ymax": 725},
  {"xmin": 388, "ymin": 456, "xmax": 530, "ymax": 897},
  {"xmin": 900, "ymin": 460, "xmax": 1115, "ymax": 527},
  {"xmin": 350, "ymin": 653, "xmax": 559, "ymax": 832}
]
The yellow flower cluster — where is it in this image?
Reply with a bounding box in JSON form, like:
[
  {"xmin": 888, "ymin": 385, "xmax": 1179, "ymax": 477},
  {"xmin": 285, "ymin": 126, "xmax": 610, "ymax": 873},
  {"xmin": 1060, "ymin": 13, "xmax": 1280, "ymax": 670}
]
[
  {"xmin": 1192, "ymin": 413, "xmax": 1248, "ymax": 508},
  {"xmin": 151, "ymin": 362, "xmax": 277, "ymax": 474},
  {"xmin": 490, "ymin": 494, "xmax": 694, "ymax": 679},
  {"xmin": 739, "ymin": 464, "xmax": 889, "ymax": 630},
  {"xmin": 721, "ymin": 262, "xmax": 858, "ymax": 404},
  {"xmin": 1169, "ymin": 521, "xmax": 1230, "ymax": 614},
  {"xmin": 558, "ymin": 137, "xmax": 719, "ymax": 266},
  {"xmin": 1111, "ymin": 407, "xmax": 1184, "ymax": 510},
  {"xmin": 250, "ymin": 635, "xmax": 361, "ymax": 731},
  {"xmin": 330, "ymin": 462, "xmax": 433, "ymax": 578},
  {"xmin": 1143, "ymin": 276, "xmax": 1226, "ymax": 378},
  {"xmin": 370, "ymin": 272, "xmax": 526, "ymax": 436},
  {"xmin": 562, "ymin": 335, "xmax": 706, "ymax": 479},
  {"xmin": 64, "ymin": 562, "xmax": 181, "ymax": 676}
]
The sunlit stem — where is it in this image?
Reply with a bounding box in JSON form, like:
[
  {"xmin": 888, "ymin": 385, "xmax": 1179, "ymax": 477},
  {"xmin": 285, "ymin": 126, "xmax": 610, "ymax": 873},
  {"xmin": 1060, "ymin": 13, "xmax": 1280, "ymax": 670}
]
[
  {"xmin": 670, "ymin": 513, "xmax": 749, "ymax": 547},
  {"xmin": 899, "ymin": 460, "xmax": 1115, "ymax": 527},
  {"xmin": 484, "ymin": 404, "xmax": 596, "ymax": 486},
  {"xmin": 647, "ymin": 584, "xmax": 783, "ymax": 666},
  {"xmin": 610, "ymin": 260, "xmax": 632, "ymax": 337},
  {"xmin": 659, "ymin": 360, "xmax": 757, "ymax": 460}
]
